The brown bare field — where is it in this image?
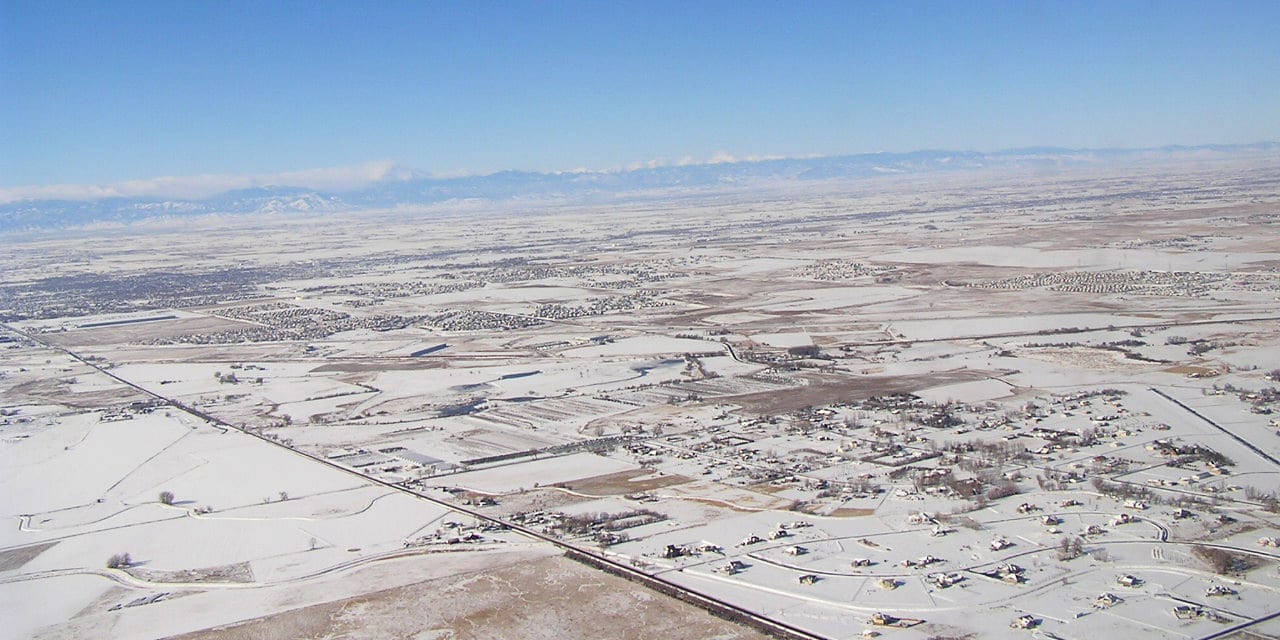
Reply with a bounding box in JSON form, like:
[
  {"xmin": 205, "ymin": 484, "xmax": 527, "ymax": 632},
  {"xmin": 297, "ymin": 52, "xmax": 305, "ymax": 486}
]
[
  {"xmin": 552, "ymin": 469, "xmax": 691, "ymax": 495},
  {"xmin": 40, "ymin": 316, "xmax": 255, "ymax": 347},
  {"xmin": 668, "ymin": 495, "xmax": 777, "ymax": 513},
  {"xmin": 126, "ymin": 561, "xmax": 254, "ymax": 584},
  {"xmin": 486, "ymin": 488, "xmax": 594, "ymax": 517},
  {"xmin": 663, "ymin": 480, "xmax": 795, "ymax": 512},
  {"xmin": 169, "ymin": 553, "xmax": 770, "ymax": 640},
  {"xmin": 827, "ymin": 507, "xmax": 877, "ymax": 517},
  {"xmin": 728, "ymin": 369, "xmax": 996, "ymax": 414},
  {"xmin": 1020, "ymin": 346, "xmax": 1158, "ymax": 373},
  {"xmin": 312, "ymin": 359, "xmax": 447, "ymax": 372},
  {"xmin": 1164, "ymin": 364, "xmax": 1220, "ymax": 377},
  {"xmin": 6, "ymin": 377, "xmax": 148, "ymax": 408},
  {"xmin": 747, "ymin": 482, "xmax": 791, "ymax": 495},
  {"xmin": 791, "ymin": 503, "xmax": 875, "ymax": 518},
  {"xmin": 0, "ymin": 542, "xmax": 58, "ymax": 571}
]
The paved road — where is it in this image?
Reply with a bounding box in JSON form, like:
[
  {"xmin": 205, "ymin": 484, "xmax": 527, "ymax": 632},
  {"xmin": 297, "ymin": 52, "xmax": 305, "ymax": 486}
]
[
  {"xmin": 1149, "ymin": 387, "xmax": 1280, "ymax": 468},
  {"xmin": 1196, "ymin": 606, "xmax": 1280, "ymax": 640},
  {"xmin": 2, "ymin": 323, "xmax": 828, "ymax": 640},
  {"xmin": 845, "ymin": 314, "xmax": 1280, "ymax": 347}
]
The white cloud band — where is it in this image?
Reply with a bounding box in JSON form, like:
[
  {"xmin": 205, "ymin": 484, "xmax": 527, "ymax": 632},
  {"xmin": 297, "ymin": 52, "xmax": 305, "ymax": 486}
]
[{"xmin": 0, "ymin": 161, "xmax": 408, "ymax": 204}]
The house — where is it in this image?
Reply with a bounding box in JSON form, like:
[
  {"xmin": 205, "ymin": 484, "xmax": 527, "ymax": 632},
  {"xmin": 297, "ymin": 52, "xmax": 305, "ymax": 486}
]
[
  {"xmin": 996, "ymin": 562, "xmax": 1024, "ymax": 577},
  {"xmin": 871, "ymin": 612, "xmax": 900, "ymax": 625},
  {"xmin": 1117, "ymin": 574, "xmax": 1143, "ymax": 587},
  {"xmin": 1173, "ymin": 605, "xmax": 1203, "ymax": 620},
  {"xmin": 1010, "ymin": 614, "xmax": 1038, "ymax": 629},
  {"xmin": 1094, "ymin": 592, "xmax": 1123, "ymax": 608},
  {"xmin": 903, "ymin": 555, "xmax": 941, "ymax": 568}
]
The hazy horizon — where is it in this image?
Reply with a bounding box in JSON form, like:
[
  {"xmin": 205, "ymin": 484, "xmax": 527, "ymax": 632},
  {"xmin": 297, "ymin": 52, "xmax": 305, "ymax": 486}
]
[{"xmin": 3, "ymin": 140, "xmax": 1276, "ymax": 207}]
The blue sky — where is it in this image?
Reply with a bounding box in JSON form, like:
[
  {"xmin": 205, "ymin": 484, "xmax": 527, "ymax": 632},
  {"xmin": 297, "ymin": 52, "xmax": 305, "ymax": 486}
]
[{"xmin": 2, "ymin": 0, "xmax": 1278, "ymax": 192}]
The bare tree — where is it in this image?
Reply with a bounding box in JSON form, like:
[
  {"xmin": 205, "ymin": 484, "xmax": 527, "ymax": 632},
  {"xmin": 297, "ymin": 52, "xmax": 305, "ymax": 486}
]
[
  {"xmin": 1057, "ymin": 536, "xmax": 1085, "ymax": 561},
  {"xmin": 158, "ymin": 490, "xmax": 175, "ymax": 505},
  {"xmin": 1193, "ymin": 545, "xmax": 1256, "ymax": 575}
]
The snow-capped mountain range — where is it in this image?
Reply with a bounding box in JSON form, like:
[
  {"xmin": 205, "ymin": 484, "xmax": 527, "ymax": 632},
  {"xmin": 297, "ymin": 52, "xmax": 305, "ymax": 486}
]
[{"xmin": 3, "ymin": 143, "xmax": 1275, "ymax": 233}]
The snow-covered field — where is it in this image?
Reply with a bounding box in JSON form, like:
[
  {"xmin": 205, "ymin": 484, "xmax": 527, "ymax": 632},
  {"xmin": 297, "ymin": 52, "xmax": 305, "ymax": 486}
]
[{"xmin": 5, "ymin": 160, "xmax": 1280, "ymax": 638}]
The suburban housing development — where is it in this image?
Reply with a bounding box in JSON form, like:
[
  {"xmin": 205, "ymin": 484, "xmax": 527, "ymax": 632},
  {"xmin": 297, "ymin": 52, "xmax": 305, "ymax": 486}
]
[{"xmin": 3, "ymin": 150, "xmax": 1280, "ymax": 639}]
